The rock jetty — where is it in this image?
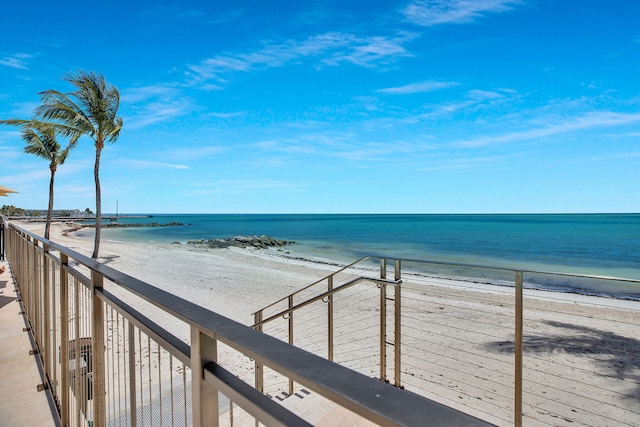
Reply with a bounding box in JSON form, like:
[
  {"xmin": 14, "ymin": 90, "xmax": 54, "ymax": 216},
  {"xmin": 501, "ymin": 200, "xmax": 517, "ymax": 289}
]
[
  {"xmin": 62, "ymin": 221, "xmax": 187, "ymax": 236},
  {"xmin": 187, "ymin": 235, "xmax": 294, "ymax": 249}
]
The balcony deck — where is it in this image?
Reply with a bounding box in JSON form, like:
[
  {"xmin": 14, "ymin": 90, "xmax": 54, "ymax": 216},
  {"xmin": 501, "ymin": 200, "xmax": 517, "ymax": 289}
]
[{"xmin": 0, "ymin": 261, "xmax": 58, "ymax": 426}]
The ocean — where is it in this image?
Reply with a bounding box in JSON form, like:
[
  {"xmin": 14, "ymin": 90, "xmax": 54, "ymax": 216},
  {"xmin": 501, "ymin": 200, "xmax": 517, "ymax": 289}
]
[{"xmin": 93, "ymin": 213, "xmax": 640, "ymax": 300}]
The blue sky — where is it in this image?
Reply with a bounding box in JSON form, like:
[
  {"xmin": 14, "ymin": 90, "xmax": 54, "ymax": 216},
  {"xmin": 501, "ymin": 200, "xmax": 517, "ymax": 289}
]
[{"xmin": 1, "ymin": 0, "xmax": 639, "ymax": 214}]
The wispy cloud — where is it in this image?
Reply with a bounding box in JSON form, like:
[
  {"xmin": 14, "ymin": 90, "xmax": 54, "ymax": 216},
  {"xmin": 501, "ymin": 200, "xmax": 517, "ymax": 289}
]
[
  {"xmin": 251, "ymin": 137, "xmax": 320, "ymax": 155},
  {"xmin": 453, "ymin": 111, "xmax": 640, "ymax": 147},
  {"xmin": 403, "ymin": 0, "xmax": 523, "ymax": 26},
  {"xmin": 0, "ymin": 166, "xmax": 52, "ymax": 185},
  {"xmin": 206, "ymin": 111, "xmax": 245, "ymax": 119},
  {"xmin": 0, "ymin": 53, "xmax": 34, "ymax": 69},
  {"xmin": 330, "ymin": 140, "xmax": 425, "ymax": 162},
  {"xmin": 466, "ymin": 89, "xmax": 505, "ymax": 101},
  {"xmin": 377, "ymin": 80, "xmax": 459, "ymax": 94},
  {"xmin": 57, "ymin": 184, "xmax": 95, "ymax": 195},
  {"xmin": 322, "ymin": 32, "xmax": 416, "ymax": 67},
  {"xmin": 394, "ymin": 87, "xmax": 517, "ymax": 122},
  {"xmin": 120, "ymin": 85, "xmax": 178, "ymax": 103},
  {"xmin": 122, "ymin": 160, "xmax": 190, "ymax": 170},
  {"xmin": 421, "ymin": 153, "xmax": 520, "ymax": 171},
  {"xmin": 252, "ymin": 132, "xmax": 433, "ymax": 163},
  {"xmin": 127, "ymin": 102, "xmax": 191, "ymax": 129},
  {"xmin": 121, "ymin": 85, "xmax": 192, "ymax": 129},
  {"xmin": 186, "ymin": 31, "xmax": 417, "ymax": 85}
]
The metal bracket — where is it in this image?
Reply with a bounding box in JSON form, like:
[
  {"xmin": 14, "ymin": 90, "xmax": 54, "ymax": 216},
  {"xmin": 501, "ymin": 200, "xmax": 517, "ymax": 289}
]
[
  {"xmin": 23, "ymin": 327, "xmax": 31, "ymax": 332},
  {"xmin": 36, "ymin": 383, "xmax": 49, "ymax": 392},
  {"xmin": 29, "ymin": 349, "xmax": 39, "ymax": 355}
]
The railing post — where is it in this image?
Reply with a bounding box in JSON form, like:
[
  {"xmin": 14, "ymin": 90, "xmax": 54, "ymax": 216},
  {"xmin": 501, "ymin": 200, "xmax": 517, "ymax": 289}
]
[
  {"xmin": 50, "ymin": 255, "xmax": 58, "ymax": 402},
  {"xmin": 43, "ymin": 244, "xmax": 51, "ymax": 386},
  {"xmin": 1, "ymin": 219, "xmax": 4, "ymax": 260},
  {"xmin": 59, "ymin": 254, "xmax": 69, "ymax": 426},
  {"xmin": 515, "ymin": 271, "xmax": 523, "ymax": 427},
  {"xmin": 380, "ymin": 282, "xmax": 387, "ymax": 383},
  {"xmin": 32, "ymin": 240, "xmax": 39, "ymax": 341},
  {"xmin": 34, "ymin": 241, "xmax": 41, "ymax": 352},
  {"xmin": 22, "ymin": 234, "xmax": 28, "ymax": 299},
  {"xmin": 31, "ymin": 237, "xmax": 36, "ymax": 327},
  {"xmin": 191, "ymin": 327, "xmax": 218, "ymax": 427},
  {"xmin": 328, "ymin": 275, "xmax": 334, "ymax": 362},
  {"xmin": 394, "ymin": 260, "xmax": 401, "ymax": 388},
  {"xmin": 288, "ymin": 295, "xmax": 294, "ymax": 395},
  {"xmin": 91, "ymin": 270, "xmax": 107, "ymax": 427},
  {"xmin": 128, "ymin": 322, "xmax": 137, "ymax": 427},
  {"xmin": 25, "ymin": 235, "xmax": 30, "ymax": 319},
  {"xmin": 73, "ymin": 278, "xmax": 81, "ymax": 426},
  {"xmin": 254, "ymin": 311, "xmax": 264, "ymax": 393}
]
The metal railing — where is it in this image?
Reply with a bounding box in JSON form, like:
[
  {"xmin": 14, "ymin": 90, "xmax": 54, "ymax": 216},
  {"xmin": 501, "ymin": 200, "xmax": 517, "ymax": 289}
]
[
  {"xmin": 2, "ymin": 217, "xmax": 492, "ymax": 427},
  {"xmin": 253, "ymin": 256, "xmax": 640, "ymax": 427},
  {"xmin": 1, "ymin": 218, "xmax": 5, "ymax": 260}
]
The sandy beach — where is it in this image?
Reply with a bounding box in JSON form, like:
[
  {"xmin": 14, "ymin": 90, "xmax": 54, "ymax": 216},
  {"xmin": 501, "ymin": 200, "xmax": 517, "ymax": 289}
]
[{"xmin": 13, "ymin": 220, "xmax": 640, "ymax": 426}]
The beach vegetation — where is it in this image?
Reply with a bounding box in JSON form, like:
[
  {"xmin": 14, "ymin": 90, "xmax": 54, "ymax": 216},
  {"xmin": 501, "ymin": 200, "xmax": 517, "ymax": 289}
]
[
  {"xmin": 0, "ymin": 205, "xmax": 26, "ymax": 216},
  {"xmin": 36, "ymin": 71, "xmax": 123, "ymax": 258}
]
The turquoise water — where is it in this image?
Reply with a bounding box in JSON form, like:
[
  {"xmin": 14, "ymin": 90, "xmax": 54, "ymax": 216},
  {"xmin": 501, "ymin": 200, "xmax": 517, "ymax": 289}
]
[{"xmin": 96, "ymin": 214, "xmax": 640, "ymax": 299}]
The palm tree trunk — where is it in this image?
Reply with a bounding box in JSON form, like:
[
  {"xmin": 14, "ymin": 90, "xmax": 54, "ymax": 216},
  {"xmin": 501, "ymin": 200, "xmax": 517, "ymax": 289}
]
[
  {"xmin": 45, "ymin": 168, "xmax": 55, "ymax": 240},
  {"xmin": 92, "ymin": 147, "xmax": 102, "ymax": 259}
]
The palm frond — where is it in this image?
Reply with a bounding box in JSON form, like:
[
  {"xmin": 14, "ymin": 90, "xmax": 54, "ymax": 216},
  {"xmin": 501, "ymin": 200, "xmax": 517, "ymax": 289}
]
[
  {"xmin": 53, "ymin": 71, "xmax": 123, "ymax": 147},
  {"xmin": 15, "ymin": 120, "xmax": 77, "ymax": 168},
  {"xmin": 37, "ymin": 89, "xmax": 92, "ymax": 136},
  {"xmin": 22, "ymin": 123, "xmax": 59, "ymax": 161},
  {"xmin": 0, "ymin": 118, "xmax": 32, "ymax": 127}
]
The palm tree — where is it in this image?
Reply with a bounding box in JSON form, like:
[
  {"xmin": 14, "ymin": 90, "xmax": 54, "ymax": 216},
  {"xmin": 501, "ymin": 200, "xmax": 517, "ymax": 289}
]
[
  {"xmin": 36, "ymin": 71, "xmax": 123, "ymax": 258},
  {"xmin": 0, "ymin": 120, "xmax": 78, "ymax": 239},
  {"xmin": 24, "ymin": 122, "xmax": 77, "ymax": 239}
]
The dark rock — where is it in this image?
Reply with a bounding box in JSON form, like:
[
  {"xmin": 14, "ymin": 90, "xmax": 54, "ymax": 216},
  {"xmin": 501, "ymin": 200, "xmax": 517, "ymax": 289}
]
[{"xmin": 186, "ymin": 235, "xmax": 294, "ymax": 250}]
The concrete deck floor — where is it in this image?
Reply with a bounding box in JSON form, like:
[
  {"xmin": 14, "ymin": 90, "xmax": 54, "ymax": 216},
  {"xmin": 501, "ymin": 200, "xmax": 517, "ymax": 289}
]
[{"xmin": 0, "ymin": 260, "xmax": 58, "ymax": 427}]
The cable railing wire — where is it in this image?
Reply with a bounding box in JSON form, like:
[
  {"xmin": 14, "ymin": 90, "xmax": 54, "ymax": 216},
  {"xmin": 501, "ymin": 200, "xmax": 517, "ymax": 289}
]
[{"xmin": 253, "ymin": 255, "xmax": 640, "ymax": 427}]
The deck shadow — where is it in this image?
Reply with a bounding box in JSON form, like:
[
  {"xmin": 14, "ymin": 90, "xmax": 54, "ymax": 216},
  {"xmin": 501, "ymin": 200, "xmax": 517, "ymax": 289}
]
[{"xmin": 0, "ymin": 294, "xmax": 16, "ymax": 309}]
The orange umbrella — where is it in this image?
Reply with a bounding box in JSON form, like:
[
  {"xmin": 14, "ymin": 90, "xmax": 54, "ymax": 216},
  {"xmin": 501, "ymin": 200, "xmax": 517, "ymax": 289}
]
[{"xmin": 0, "ymin": 185, "xmax": 18, "ymax": 196}]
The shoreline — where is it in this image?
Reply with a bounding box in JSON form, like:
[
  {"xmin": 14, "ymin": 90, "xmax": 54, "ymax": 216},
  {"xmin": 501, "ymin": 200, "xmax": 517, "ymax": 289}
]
[
  {"xmin": 81, "ymin": 219, "xmax": 640, "ymax": 302},
  {"xmin": 14, "ymin": 220, "xmax": 640, "ymax": 309}
]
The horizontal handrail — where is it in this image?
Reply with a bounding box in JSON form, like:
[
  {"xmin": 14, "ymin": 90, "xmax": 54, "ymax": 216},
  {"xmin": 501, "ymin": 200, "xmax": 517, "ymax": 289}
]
[
  {"xmin": 365, "ymin": 254, "xmax": 640, "ymax": 283},
  {"xmin": 254, "ymin": 256, "xmax": 372, "ymax": 314},
  {"xmin": 97, "ymin": 289, "xmax": 191, "ymax": 366},
  {"xmin": 253, "ymin": 276, "xmax": 401, "ymax": 328},
  {"xmin": 256, "ymin": 253, "xmax": 640, "ymax": 320}
]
